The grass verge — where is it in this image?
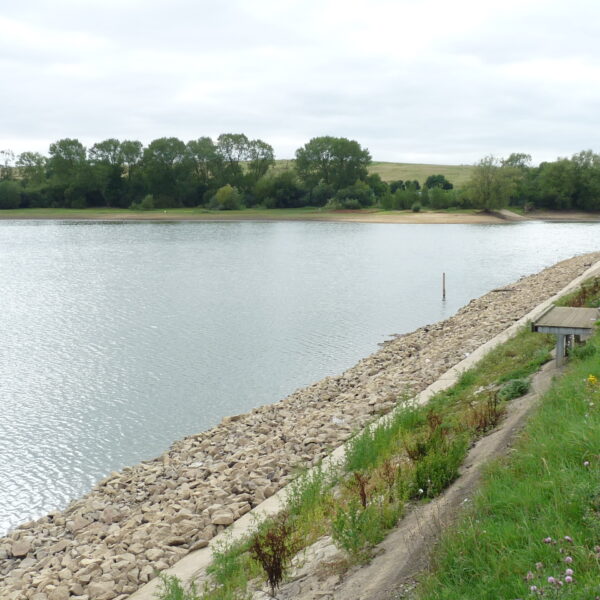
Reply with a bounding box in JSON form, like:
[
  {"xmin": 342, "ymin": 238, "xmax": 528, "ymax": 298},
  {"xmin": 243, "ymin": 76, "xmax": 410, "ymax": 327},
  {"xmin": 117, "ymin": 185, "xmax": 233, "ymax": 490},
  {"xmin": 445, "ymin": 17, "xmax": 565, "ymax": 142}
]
[{"xmin": 157, "ymin": 325, "xmax": 556, "ymax": 599}]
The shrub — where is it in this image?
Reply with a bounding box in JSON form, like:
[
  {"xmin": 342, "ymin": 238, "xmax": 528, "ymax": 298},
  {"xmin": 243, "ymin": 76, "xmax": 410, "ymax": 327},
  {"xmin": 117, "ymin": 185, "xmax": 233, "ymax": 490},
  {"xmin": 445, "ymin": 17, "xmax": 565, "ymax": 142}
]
[
  {"xmin": 0, "ymin": 180, "xmax": 21, "ymax": 209},
  {"xmin": 131, "ymin": 194, "xmax": 155, "ymax": 211},
  {"xmin": 249, "ymin": 513, "xmax": 299, "ymax": 595},
  {"xmin": 413, "ymin": 435, "xmax": 468, "ymax": 498},
  {"xmin": 498, "ymin": 378, "xmax": 530, "ymax": 400},
  {"xmin": 332, "ymin": 499, "xmax": 400, "ymax": 562},
  {"xmin": 411, "ymin": 201, "xmax": 422, "ymax": 212},
  {"xmin": 467, "ymin": 393, "xmax": 504, "ymax": 433},
  {"xmin": 157, "ymin": 574, "xmax": 201, "ymax": 600},
  {"xmin": 208, "ymin": 185, "xmax": 243, "ymax": 210}
]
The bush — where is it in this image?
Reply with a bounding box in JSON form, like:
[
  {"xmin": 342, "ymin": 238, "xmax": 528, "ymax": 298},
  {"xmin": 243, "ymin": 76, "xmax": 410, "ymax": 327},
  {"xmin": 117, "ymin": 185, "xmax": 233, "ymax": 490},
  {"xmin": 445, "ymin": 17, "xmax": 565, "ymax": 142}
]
[
  {"xmin": 208, "ymin": 184, "xmax": 243, "ymax": 210},
  {"xmin": 131, "ymin": 194, "xmax": 155, "ymax": 211},
  {"xmin": 249, "ymin": 513, "xmax": 299, "ymax": 595},
  {"xmin": 411, "ymin": 202, "xmax": 422, "ymax": 212},
  {"xmin": 334, "ymin": 181, "xmax": 374, "ymax": 208},
  {"xmin": 0, "ymin": 180, "xmax": 21, "ymax": 209},
  {"xmin": 413, "ymin": 436, "xmax": 468, "ymax": 498},
  {"xmin": 498, "ymin": 378, "xmax": 530, "ymax": 401}
]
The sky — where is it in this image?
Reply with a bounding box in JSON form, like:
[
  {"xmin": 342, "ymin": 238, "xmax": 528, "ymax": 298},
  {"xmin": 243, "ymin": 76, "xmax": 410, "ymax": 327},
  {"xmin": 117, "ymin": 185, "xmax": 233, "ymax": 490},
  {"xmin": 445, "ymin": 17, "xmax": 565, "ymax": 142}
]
[{"xmin": 1, "ymin": 0, "xmax": 600, "ymax": 165}]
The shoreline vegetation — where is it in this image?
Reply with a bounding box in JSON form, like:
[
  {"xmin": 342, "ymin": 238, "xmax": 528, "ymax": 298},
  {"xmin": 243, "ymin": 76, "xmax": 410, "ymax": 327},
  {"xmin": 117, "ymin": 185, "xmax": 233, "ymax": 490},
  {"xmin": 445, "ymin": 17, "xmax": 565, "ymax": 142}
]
[
  {"xmin": 3, "ymin": 136, "xmax": 600, "ymax": 216},
  {"xmin": 0, "ymin": 207, "xmax": 599, "ymax": 224},
  {"xmin": 1, "ymin": 253, "xmax": 598, "ymax": 600}
]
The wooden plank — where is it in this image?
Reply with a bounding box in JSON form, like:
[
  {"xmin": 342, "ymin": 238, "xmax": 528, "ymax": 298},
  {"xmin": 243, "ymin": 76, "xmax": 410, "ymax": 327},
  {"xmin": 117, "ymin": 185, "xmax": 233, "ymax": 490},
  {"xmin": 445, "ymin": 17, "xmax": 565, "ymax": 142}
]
[{"xmin": 534, "ymin": 306, "xmax": 599, "ymax": 330}]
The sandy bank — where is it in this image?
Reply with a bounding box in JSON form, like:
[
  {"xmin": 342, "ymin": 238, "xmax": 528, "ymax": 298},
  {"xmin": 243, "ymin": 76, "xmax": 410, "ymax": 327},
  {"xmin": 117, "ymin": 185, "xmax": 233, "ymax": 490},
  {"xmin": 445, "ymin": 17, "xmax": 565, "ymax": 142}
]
[{"xmin": 1, "ymin": 252, "xmax": 600, "ymax": 600}]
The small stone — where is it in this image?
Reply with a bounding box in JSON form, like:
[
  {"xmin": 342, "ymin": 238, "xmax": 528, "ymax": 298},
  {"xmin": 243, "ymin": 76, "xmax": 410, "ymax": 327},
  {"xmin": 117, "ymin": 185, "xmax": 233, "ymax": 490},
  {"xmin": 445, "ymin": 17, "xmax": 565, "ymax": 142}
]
[{"xmin": 11, "ymin": 539, "xmax": 31, "ymax": 557}]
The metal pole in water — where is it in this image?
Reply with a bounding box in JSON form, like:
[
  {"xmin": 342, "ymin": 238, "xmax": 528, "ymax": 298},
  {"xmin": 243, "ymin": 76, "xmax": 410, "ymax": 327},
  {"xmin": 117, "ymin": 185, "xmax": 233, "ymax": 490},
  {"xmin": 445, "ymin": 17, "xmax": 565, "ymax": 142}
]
[{"xmin": 442, "ymin": 272, "xmax": 446, "ymax": 300}]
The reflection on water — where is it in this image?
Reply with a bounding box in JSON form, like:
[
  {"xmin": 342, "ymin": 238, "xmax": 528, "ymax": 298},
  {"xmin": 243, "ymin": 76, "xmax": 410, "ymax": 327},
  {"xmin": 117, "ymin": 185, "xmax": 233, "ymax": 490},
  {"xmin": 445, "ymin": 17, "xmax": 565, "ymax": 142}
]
[{"xmin": 0, "ymin": 220, "xmax": 598, "ymax": 533}]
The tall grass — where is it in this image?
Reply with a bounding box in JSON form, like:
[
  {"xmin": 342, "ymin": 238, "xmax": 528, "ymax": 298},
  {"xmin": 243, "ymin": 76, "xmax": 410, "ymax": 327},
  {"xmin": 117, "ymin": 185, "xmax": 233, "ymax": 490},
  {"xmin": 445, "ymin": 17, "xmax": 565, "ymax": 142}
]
[{"xmin": 417, "ymin": 334, "xmax": 600, "ymax": 599}]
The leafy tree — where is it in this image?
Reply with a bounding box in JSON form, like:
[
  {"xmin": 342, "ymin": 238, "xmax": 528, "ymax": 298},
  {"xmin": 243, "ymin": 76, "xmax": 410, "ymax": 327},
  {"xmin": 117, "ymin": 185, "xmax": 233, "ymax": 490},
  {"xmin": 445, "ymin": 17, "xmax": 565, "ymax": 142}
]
[
  {"xmin": 389, "ymin": 180, "xmax": 405, "ymax": 193},
  {"xmin": 0, "ymin": 180, "xmax": 21, "ymax": 208},
  {"xmin": 48, "ymin": 138, "xmax": 87, "ymax": 183},
  {"xmin": 425, "ymin": 174, "xmax": 453, "ymax": 190},
  {"xmin": 501, "ymin": 153, "xmax": 532, "ymax": 169},
  {"xmin": 141, "ymin": 137, "xmax": 190, "ymax": 206},
  {"xmin": 208, "ymin": 184, "xmax": 243, "ymax": 210},
  {"xmin": 246, "ymin": 139, "xmax": 275, "ymax": 187},
  {"xmin": 0, "ymin": 150, "xmax": 15, "ymax": 180},
  {"xmin": 214, "ymin": 133, "xmax": 249, "ymax": 189},
  {"xmin": 295, "ymin": 136, "xmax": 371, "ymax": 190},
  {"xmin": 16, "ymin": 152, "xmax": 47, "ymax": 186},
  {"xmin": 253, "ymin": 171, "xmax": 304, "ymax": 208},
  {"xmin": 186, "ymin": 137, "xmax": 218, "ymax": 188},
  {"xmin": 465, "ymin": 155, "xmax": 515, "ymax": 211},
  {"xmin": 333, "ymin": 180, "xmax": 374, "ymax": 208},
  {"xmin": 365, "ymin": 173, "xmax": 389, "ymax": 201},
  {"xmin": 537, "ymin": 159, "xmax": 576, "ymax": 210},
  {"xmin": 88, "ymin": 139, "xmax": 127, "ymax": 207}
]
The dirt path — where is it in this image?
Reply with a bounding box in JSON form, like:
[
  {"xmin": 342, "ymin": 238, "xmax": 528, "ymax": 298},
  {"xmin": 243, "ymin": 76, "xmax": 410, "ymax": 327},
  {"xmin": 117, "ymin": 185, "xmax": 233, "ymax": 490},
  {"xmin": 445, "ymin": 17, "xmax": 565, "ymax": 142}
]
[{"xmin": 331, "ymin": 359, "xmax": 561, "ymax": 600}]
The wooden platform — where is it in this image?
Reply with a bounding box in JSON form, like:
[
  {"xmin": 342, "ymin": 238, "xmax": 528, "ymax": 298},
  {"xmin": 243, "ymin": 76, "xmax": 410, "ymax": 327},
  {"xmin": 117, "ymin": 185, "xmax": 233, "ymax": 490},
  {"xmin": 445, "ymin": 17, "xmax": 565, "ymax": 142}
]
[{"xmin": 532, "ymin": 306, "xmax": 599, "ymax": 365}]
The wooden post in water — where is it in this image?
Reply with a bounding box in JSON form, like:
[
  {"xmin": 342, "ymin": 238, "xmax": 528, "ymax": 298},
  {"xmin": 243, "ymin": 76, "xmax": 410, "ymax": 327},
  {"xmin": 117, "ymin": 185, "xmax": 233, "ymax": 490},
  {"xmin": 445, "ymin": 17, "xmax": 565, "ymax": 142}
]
[{"xmin": 442, "ymin": 272, "xmax": 446, "ymax": 300}]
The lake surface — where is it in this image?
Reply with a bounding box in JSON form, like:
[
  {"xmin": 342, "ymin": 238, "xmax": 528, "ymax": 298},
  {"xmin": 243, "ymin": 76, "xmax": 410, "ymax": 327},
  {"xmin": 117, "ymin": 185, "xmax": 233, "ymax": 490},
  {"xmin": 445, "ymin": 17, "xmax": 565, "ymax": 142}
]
[{"xmin": 1, "ymin": 219, "xmax": 599, "ymax": 534}]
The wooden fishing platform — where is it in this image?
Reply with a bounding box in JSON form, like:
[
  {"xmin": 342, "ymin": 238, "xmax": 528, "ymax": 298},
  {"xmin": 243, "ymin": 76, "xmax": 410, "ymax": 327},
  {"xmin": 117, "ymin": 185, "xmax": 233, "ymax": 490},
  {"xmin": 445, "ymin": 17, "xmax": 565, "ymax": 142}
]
[{"xmin": 532, "ymin": 306, "xmax": 599, "ymax": 365}]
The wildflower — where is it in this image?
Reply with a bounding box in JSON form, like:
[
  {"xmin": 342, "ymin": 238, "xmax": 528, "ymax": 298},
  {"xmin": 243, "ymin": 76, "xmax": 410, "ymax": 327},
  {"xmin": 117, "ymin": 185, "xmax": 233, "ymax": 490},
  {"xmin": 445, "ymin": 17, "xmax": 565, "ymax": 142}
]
[
  {"xmin": 565, "ymin": 568, "xmax": 573, "ymax": 576},
  {"xmin": 588, "ymin": 374, "xmax": 598, "ymax": 385},
  {"xmin": 543, "ymin": 537, "xmax": 552, "ymax": 544},
  {"xmin": 564, "ymin": 535, "xmax": 573, "ymax": 543},
  {"xmin": 530, "ymin": 585, "xmax": 537, "ymax": 592},
  {"xmin": 565, "ymin": 556, "xmax": 573, "ymax": 564},
  {"xmin": 565, "ymin": 575, "xmax": 573, "ymax": 583},
  {"xmin": 525, "ymin": 571, "xmax": 534, "ymax": 581},
  {"xmin": 584, "ymin": 460, "xmax": 590, "ymax": 467},
  {"xmin": 547, "ymin": 576, "xmax": 556, "ymax": 584},
  {"xmin": 535, "ymin": 562, "xmax": 544, "ymax": 571}
]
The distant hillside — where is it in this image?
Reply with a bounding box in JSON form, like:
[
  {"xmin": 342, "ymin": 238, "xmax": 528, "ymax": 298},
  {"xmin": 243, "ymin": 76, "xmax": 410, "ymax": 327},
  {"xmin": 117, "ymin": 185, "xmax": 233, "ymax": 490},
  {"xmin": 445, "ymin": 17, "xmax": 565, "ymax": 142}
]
[
  {"xmin": 369, "ymin": 161, "xmax": 474, "ymax": 187},
  {"xmin": 271, "ymin": 160, "xmax": 474, "ymax": 187}
]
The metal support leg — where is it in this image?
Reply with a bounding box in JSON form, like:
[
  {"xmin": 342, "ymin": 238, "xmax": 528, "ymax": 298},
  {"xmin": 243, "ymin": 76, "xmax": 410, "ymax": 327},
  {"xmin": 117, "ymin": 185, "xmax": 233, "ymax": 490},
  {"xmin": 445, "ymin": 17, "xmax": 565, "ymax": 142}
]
[{"xmin": 556, "ymin": 334, "xmax": 566, "ymax": 366}]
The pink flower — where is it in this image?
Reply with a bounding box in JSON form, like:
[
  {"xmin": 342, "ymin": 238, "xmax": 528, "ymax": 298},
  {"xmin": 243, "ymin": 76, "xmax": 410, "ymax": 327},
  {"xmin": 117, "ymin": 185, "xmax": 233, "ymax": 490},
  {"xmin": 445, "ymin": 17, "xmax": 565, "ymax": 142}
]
[
  {"xmin": 565, "ymin": 568, "xmax": 573, "ymax": 576},
  {"xmin": 565, "ymin": 575, "xmax": 573, "ymax": 583},
  {"xmin": 525, "ymin": 571, "xmax": 534, "ymax": 581},
  {"xmin": 565, "ymin": 556, "xmax": 573, "ymax": 564},
  {"xmin": 535, "ymin": 562, "xmax": 544, "ymax": 570},
  {"xmin": 543, "ymin": 537, "xmax": 552, "ymax": 543},
  {"xmin": 564, "ymin": 535, "xmax": 573, "ymax": 543},
  {"xmin": 548, "ymin": 576, "xmax": 556, "ymax": 584},
  {"xmin": 530, "ymin": 585, "xmax": 538, "ymax": 592}
]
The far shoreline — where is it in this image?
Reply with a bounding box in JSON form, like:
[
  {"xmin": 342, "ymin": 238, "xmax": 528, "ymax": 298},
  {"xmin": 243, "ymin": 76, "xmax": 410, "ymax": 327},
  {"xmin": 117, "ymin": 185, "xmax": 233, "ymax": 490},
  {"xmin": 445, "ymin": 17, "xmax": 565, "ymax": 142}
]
[{"xmin": 0, "ymin": 207, "xmax": 599, "ymax": 224}]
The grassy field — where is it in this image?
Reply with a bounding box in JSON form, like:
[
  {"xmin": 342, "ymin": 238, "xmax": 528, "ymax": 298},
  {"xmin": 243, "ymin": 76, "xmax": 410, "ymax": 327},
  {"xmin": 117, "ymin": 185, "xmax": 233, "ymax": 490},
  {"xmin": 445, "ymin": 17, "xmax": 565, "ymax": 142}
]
[
  {"xmin": 368, "ymin": 161, "xmax": 474, "ymax": 187},
  {"xmin": 270, "ymin": 160, "xmax": 474, "ymax": 187}
]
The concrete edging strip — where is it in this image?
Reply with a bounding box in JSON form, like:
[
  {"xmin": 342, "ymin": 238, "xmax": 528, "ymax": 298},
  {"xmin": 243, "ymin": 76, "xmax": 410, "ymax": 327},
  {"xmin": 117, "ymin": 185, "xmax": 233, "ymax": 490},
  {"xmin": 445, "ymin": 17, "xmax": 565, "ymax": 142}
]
[{"xmin": 129, "ymin": 258, "xmax": 600, "ymax": 599}]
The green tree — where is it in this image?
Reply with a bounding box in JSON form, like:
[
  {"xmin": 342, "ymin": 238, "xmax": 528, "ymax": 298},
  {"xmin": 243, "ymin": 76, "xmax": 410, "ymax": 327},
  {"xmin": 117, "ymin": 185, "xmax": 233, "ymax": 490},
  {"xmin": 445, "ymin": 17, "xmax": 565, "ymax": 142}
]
[
  {"xmin": 253, "ymin": 171, "xmax": 305, "ymax": 208},
  {"xmin": 88, "ymin": 138, "xmax": 126, "ymax": 207},
  {"xmin": 0, "ymin": 180, "xmax": 21, "ymax": 208},
  {"xmin": 16, "ymin": 152, "xmax": 47, "ymax": 186},
  {"xmin": 0, "ymin": 150, "xmax": 15, "ymax": 180},
  {"xmin": 246, "ymin": 139, "xmax": 275, "ymax": 186},
  {"xmin": 214, "ymin": 133, "xmax": 249, "ymax": 189},
  {"xmin": 294, "ymin": 136, "xmax": 371, "ymax": 191},
  {"xmin": 425, "ymin": 174, "xmax": 453, "ymax": 190},
  {"xmin": 466, "ymin": 155, "xmax": 515, "ymax": 210},
  {"xmin": 141, "ymin": 137, "xmax": 190, "ymax": 206},
  {"xmin": 208, "ymin": 184, "xmax": 243, "ymax": 210},
  {"xmin": 47, "ymin": 138, "xmax": 91, "ymax": 206}
]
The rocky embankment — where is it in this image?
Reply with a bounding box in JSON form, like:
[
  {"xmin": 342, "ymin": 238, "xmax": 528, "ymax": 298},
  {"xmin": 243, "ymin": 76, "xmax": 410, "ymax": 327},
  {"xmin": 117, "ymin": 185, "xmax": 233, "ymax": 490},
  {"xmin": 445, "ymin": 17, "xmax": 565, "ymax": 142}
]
[{"xmin": 2, "ymin": 252, "xmax": 599, "ymax": 600}]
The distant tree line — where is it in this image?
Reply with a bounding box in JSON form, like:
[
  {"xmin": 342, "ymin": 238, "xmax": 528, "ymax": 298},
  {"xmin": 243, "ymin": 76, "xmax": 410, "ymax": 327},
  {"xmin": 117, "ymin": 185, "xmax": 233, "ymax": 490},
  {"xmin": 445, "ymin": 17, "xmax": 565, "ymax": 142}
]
[{"xmin": 1, "ymin": 138, "xmax": 599, "ymax": 212}]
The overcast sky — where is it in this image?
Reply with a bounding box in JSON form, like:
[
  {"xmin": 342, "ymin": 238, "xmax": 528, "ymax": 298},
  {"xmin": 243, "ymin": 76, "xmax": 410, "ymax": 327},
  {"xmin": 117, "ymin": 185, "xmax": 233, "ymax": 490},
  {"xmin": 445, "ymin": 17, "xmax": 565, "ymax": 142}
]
[{"xmin": 1, "ymin": 0, "xmax": 599, "ymax": 165}]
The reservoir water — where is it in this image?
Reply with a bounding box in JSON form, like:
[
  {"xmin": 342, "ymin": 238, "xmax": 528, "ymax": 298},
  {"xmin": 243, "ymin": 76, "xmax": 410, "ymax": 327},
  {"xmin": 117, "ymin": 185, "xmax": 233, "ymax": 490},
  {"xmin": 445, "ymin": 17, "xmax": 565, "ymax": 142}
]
[{"xmin": 1, "ymin": 219, "xmax": 599, "ymax": 534}]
